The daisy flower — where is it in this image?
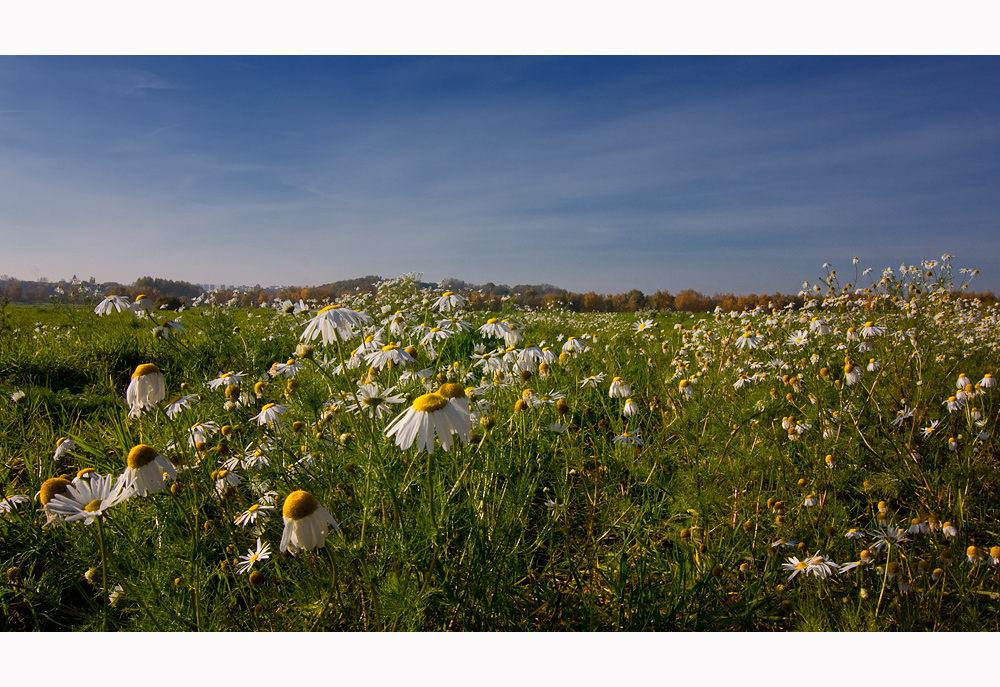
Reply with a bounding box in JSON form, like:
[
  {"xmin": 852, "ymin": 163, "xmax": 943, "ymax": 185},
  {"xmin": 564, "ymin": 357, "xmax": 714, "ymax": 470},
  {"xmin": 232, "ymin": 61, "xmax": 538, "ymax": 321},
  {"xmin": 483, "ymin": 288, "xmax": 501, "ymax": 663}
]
[
  {"xmin": 123, "ymin": 444, "xmax": 176, "ymax": 497},
  {"xmin": 46, "ymin": 472, "xmax": 132, "ymax": 525},
  {"xmin": 614, "ymin": 429, "xmax": 642, "ymax": 446},
  {"xmin": 53, "ymin": 437, "xmax": 76, "ymax": 461},
  {"xmin": 0, "ymin": 494, "xmax": 30, "ymax": 514},
  {"xmin": 942, "ymin": 521, "xmax": 958, "ymax": 538},
  {"xmin": 234, "ymin": 502, "xmax": 275, "ymax": 528},
  {"xmin": 384, "ymin": 392, "xmax": 470, "ymax": 454},
  {"xmin": 165, "ymin": 394, "xmax": 199, "ymax": 420},
  {"xmin": 207, "ymin": 372, "xmax": 245, "ymax": 391},
  {"xmin": 236, "ymin": 538, "xmax": 272, "ymax": 574},
  {"xmin": 300, "ymin": 304, "xmax": 368, "ymax": 346},
  {"xmin": 843, "ymin": 363, "xmax": 862, "ymax": 386},
  {"xmin": 269, "ymin": 359, "xmax": 303, "ymax": 378},
  {"xmin": 860, "ymin": 321, "xmax": 885, "ymax": 338},
  {"xmin": 126, "ymin": 363, "xmax": 166, "ymax": 418},
  {"xmin": 783, "ymin": 553, "xmax": 839, "ymax": 582},
  {"xmin": 131, "ymin": 294, "xmax": 153, "ymax": 318},
  {"xmin": 478, "ymin": 318, "xmax": 511, "ymax": 340},
  {"xmin": 432, "ymin": 291, "xmax": 466, "ymax": 312},
  {"xmin": 609, "ymin": 377, "xmax": 631, "ymax": 398},
  {"xmin": 365, "ymin": 343, "xmax": 416, "ymax": 370},
  {"xmin": 94, "ymin": 294, "xmax": 131, "ymax": 316},
  {"xmin": 633, "ymin": 319, "xmax": 654, "ymax": 333},
  {"xmin": 561, "ymin": 337, "xmax": 587, "ymax": 354},
  {"xmin": 735, "ymin": 331, "xmax": 762, "ymax": 349},
  {"xmin": 347, "ymin": 382, "xmax": 406, "ymax": 420},
  {"xmin": 786, "ymin": 330, "xmax": 810, "ymax": 347},
  {"xmin": 678, "ymin": 379, "xmax": 694, "ymax": 400},
  {"xmin": 980, "ymin": 373, "xmax": 995, "ymax": 388},
  {"xmin": 280, "ymin": 490, "xmax": 339, "ymax": 554},
  {"xmin": 252, "ymin": 403, "xmax": 289, "ymax": 429}
]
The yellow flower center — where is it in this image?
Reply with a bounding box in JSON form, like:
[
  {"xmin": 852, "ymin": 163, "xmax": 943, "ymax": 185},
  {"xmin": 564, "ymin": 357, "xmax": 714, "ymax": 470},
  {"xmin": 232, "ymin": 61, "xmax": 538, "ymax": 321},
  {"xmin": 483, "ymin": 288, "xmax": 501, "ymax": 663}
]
[
  {"xmin": 382, "ymin": 344, "xmax": 400, "ymax": 351},
  {"xmin": 76, "ymin": 468, "xmax": 95, "ymax": 480},
  {"xmin": 283, "ymin": 490, "xmax": 319, "ymax": 520},
  {"xmin": 261, "ymin": 403, "xmax": 276, "ymax": 412},
  {"xmin": 84, "ymin": 499, "xmax": 103, "ymax": 513},
  {"xmin": 442, "ymin": 291, "xmax": 454, "ymax": 297},
  {"xmin": 678, "ymin": 379, "xmax": 690, "ymax": 389},
  {"xmin": 413, "ymin": 393, "xmax": 448, "ymax": 413},
  {"xmin": 318, "ymin": 304, "xmax": 342, "ymax": 313},
  {"xmin": 248, "ymin": 504, "xmax": 260, "ymax": 514},
  {"xmin": 437, "ymin": 383, "xmax": 466, "ymax": 399},
  {"xmin": 132, "ymin": 363, "xmax": 161, "ymax": 379},
  {"xmin": 796, "ymin": 561, "xmax": 808, "ymax": 570},
  {"xmin": 40, "ymin": 477, "xmax": 71, "ymax": 505},
  {"xmin": 127, "ymin": 444, "xmax": 160, "ymax": 469}
]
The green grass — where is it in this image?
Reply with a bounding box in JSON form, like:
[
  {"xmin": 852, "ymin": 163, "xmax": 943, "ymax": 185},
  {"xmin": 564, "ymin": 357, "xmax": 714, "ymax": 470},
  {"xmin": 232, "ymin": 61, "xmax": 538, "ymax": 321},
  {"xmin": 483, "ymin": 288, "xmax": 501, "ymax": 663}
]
[{"xmin": 2, "ymin": 263, "xmax": 1000, "ymax": 631}]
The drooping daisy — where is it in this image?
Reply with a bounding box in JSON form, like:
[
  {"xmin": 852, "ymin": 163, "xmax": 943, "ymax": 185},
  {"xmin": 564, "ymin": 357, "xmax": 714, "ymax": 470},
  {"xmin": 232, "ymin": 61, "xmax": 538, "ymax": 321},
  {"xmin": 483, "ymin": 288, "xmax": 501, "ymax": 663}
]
[
  {"xmin": 478, "ymin": 318, "xmax": 511, "ymax": 340},
  {"xmin": 384, "ymin": 392, "xmax": 470, "ymax": 454},
  {"xmin": 165, "ymin": 394, "xmax": 199, "ymax": 420},
  {"xmin": 252, "ymin": 403, "xmax": 289, "ymax": 429},
  {"xmin": 0, "ymin": 494, "xmax": 30, "ymax": 514},
  {"xmin": 94, "ymin": 294, "xmax": 131, "ymax": 316},
  {"xmin": 561, "ymin": 337, "xmax": 587, "ymax": 355},
  {"xmin": 609, "ymin": 377, "xmax": 631, "ymax": 398},
  {"xmin": 53, "ymin": 437, "xmax": 76, "ymax": 461},
  {"xmin": 980, "ymin": 373, "xmax": 995, "ymax": 388},
  {"xmin": 45, "ymin": 472, "xmax": 132, "ymax": 525},
  {"xmin": 942, "ymin": 521, "xmax": 958, "ymax": 538},
  {"xmin": 300, "ymin": 304, "xmax": 367, "ymax": 346},
  {"xmin": 860, "ymin": 321, "xmax": 885, "ymax": 338},
  {"xmin": 678, "ymin": 379, "xmax": 695, "ymax": 400},
  {"xmin": 131, "ymin": 294, "xmax": 154, "ymax": 318},
  {"xmin": 843, "ymin": 362, "xmax": 863, "ymax": 386},
  {"xmin": 432, "ymin": 291, "xmax": 466, "ymax": 312},
  {"xmin": 126, "ymin": 364, "xmax": 166, "ymax": 418},
  {"xmin": 280, "ymin": 490, "xmax": 339, "ymax": 554},
  {"xmin": 123, "ymin": 444, "xmax": 176, "ymax": 497},
  {"xmin": 436, "ymin": 382, "xmax": 472, "ymax": 429},
  {"xmin": 236, "ymin": 537, "xmax": 272, "ymax": 574}
]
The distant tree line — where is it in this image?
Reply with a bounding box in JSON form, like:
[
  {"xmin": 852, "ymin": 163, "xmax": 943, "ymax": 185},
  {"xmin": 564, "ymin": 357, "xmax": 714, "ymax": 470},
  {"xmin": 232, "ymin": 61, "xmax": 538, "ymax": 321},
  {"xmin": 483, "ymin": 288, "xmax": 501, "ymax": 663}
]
[{"xmin": 2, "ymin": 274, "xmax": 996, "ymax": 313}]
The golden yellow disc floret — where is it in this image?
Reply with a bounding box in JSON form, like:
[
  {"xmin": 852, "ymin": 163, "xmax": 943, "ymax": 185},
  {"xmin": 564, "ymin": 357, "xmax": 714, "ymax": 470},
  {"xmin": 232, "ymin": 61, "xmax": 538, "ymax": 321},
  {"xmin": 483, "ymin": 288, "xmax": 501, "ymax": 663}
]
[
  {"xmin": 436, "ymin": 383, "xmax": 466, "ymax": 399},
  {"xmin": 127, "ymin": 444, "xmax": 160, "ymax": 469},
  {"xmin": 283, "ymin": 490, "xmax": 319, "ymax": 521},
  {"xmin": 412, "ymin": 393, "xmax": 448, "ymax": 413},
  {"xmin": 39, "ymin": 477, "xmax": 71, "ymax": 505},
  {"xmin": 131, "ymin": 363, "xmax": 161, "ymax": 379}
]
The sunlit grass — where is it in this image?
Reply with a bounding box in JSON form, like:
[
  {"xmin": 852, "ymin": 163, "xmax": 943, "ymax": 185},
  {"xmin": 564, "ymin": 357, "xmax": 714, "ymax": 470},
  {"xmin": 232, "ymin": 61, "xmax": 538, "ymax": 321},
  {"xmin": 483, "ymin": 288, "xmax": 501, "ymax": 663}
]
[{"xmin": 2, "ymin": 258, "xmax": 999, "ymax": 631}]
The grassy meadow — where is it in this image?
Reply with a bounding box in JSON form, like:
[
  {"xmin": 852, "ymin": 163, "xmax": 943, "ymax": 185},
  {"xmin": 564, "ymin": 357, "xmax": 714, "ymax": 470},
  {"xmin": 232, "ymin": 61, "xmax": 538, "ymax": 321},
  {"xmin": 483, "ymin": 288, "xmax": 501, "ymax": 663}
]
[{"xmin": 2, "ymin": 259, "xmax": 999, "ymax": 631}]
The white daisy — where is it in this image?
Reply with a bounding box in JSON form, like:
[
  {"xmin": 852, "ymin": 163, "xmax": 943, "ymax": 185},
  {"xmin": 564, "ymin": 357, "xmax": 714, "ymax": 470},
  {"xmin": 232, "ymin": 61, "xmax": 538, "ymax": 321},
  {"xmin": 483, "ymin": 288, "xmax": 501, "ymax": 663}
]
[
  {"xmin": 94, "ymin": 294, "xmax": 131, "ymax": 316},
  {"xmin": 46, "ymin": 472, "xmax": 132, "ymax": 525},
  {"xmin": 234, "ymin": 502, "xmax": 275, "ymax": 528},
  {"xmin": 280, "ymin": 490, "xmax": 339, "ymax": 554},
  {"xmin": 236, "ymin": 537, "xmax": 272, "ymax": 574},
  {"xmin": 126, "ymin": 363, "xmax": 166, "ymax": 418},
  {"xmin": 300, "ymin": 304, "xmax": 368, "ymax": 346},
  {"xmin": 123, "ymin": 444, "xmax": 176, "ymax": 497},
  {"xmin": 384, "ymin": 392, "xmax": 470, "ymax": 454}
]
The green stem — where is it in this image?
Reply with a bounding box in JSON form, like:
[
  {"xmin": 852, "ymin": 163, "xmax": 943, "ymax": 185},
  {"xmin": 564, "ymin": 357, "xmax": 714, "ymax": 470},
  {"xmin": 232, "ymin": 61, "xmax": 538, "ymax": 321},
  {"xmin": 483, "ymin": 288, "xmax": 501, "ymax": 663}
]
[{"xmin": 96, "ymin": 517, "xmax": 109, "ymax": 632}]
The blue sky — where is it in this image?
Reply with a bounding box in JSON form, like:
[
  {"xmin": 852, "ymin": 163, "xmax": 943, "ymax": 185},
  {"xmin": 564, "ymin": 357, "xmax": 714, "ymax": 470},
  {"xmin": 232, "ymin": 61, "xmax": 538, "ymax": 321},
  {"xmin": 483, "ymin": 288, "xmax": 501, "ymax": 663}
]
[{"xmin": 2, "ymin": 55, "xmax": 999, "ymax": 295}]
